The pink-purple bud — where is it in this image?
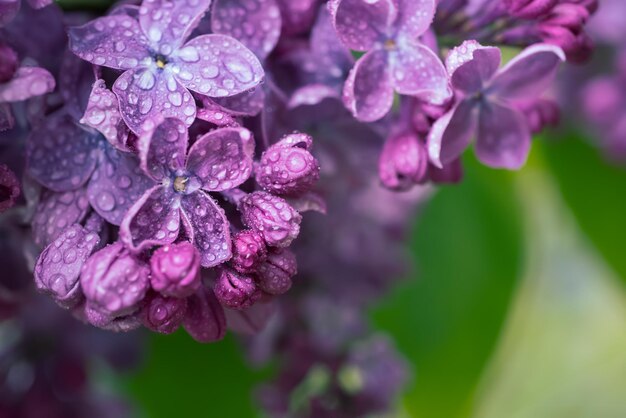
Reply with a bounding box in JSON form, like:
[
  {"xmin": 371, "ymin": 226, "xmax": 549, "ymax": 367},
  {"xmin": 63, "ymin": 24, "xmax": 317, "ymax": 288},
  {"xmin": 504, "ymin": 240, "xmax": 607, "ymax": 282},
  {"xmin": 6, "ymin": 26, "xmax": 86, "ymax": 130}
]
[
  {"xmin": 230, "ymin": 230, "xmax": 267, "ymax": 273},
  {"xmin": 214, "ymin": 268, "xmax": 262, "ymax": 310},
  {"xmin": 538, "ymin": 4, "xmax": 592, "ymax": 62},
  {"xmin": 255, "ymin": 133, "xmax": 320, "ymax": 196},
  {"xmin": 150, "ymin": 242, "xmax": 201, "ymax": 298},
  {"xmin": 240, "ymin": 191, "xmax": 302, "ymax": 248},
  {"xmin": 0, "ymin": 43, "xmax": 18, "ymax": 84},
  {"xmin": 379, "ymin": 131, "xmax": 429, "ymax": 191},
  {"xmin": 80, "ymin": 242, "xmax": 150, "ymax": 318},
  {"xmin": 34, "ymin": 224, "xmax": 100, "ymax": 309},
  {"xmin": 140, "ymin": 293, "xmax": 188, "ymax": 334},
  {"xmin": 256, "ymin": 248, "xmax": 297, "ymax": 295},
  {"xmin": 504, "ymin": 0, "xmax": 558, "ymax": 19},
  {"xmin": 183, "ymin": 288, "xmax": 226, "ymax": 343},
  {"xmin": 0, "ymin": 164, "xmax": 20, "ymax": 213}
]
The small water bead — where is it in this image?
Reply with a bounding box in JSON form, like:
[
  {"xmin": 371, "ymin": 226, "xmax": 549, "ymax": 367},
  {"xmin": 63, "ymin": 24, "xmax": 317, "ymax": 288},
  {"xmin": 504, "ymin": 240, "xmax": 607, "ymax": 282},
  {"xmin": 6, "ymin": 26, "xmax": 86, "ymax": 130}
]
[{"xmin": 96, "ymin": 192, "xmax": 116, "ymax": 212}]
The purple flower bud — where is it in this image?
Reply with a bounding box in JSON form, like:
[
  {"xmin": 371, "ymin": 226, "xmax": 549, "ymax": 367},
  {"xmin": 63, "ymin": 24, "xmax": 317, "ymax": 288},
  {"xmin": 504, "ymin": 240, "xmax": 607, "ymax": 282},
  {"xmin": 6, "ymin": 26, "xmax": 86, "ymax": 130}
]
[
  {"xmin": 230, "ymin": 230, "xmax": 267, "ymax": 274},
  {"xmin": 240, "ymin": 191, "xmax": 302, "ymax": 248},
  {"xmin": 81, "ymin": 304, "xmax": 142, "ymax": 332},
  {"xmin": 256, "ymin": 248, "xmax": 297, "ymax": 295},
  {"xmin": 0, "ymin": 164, "xmax": 20, "ymax": 213},
  {"xmin": 34, "ymin": 225, "xmax": 100, "ymax": 309},
  {"xmin": 214, "ymin": 268, "xmax": 262, "ymax": 310},
  {"xmin": 504, "ymin": 0, "xmax": 557, "ymax": 19},
  {"xmin": 150, "ymin": 242, "xmax": 201, "ymax": 298},
  {"xmin": 379, "ymin": 131, "xmax": 428, "ymax": 191},
  {"xmin": 183, "ymin": 288, "xmax": 226, "ymax": 343},
  {"xmin": 140, "ymin": 293, "xmax": 188, "ymax": 334},
  {"xmin": 0, "ymin": 42, "xmax": 18, "ymax": 83},
  {"xmin": 255, "ymin": 133, "xmax": 320, "ymax": 196},
  {"xmin": 80, "ymin": 242, "xmax": 150, "ymax": 318}
]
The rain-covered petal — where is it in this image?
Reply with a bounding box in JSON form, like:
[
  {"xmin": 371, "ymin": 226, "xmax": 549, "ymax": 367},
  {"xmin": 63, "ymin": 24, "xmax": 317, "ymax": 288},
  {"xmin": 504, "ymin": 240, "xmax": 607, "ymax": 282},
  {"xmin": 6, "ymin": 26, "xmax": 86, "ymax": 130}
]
[
  {"xmin": 34, "ymin": 224, "xmax": 100, "ymax": 309},
  {"xmin": 139, "ymin": 0, "xmax": 211, "ymax": 54},
  {"xmin": 172, "ymin": 34, "xmax": 264, "ymax": 98},
  {"xmin": 211, "ymin": 0, "xmax": 281, "ymax": 60},
  {"xmin": 180, "ymin": 190, "xmax": 231, "ymax": 267},
  {"xmin": 395, "ymin": 0, "xmax": 435, "ymax": 38},
  {"xmin": 197, "ymin": 99, "xmax": 240, "ymax": 126},
  {"xmin": 80, "ymin": 79, "xmax": 130, "ymax": 151},
  {"xmin": 138, "ymin": 117, "xmax": 189, "ymax": 181},
  {"xmin": 343, "ymin": 50, "xmax": 394, "ymax": 122},
  {"xmin": 68, "ymin": 16, "xmax": 150, "ymax": 70},
  {"xmin": 0, "ymin": 67, "xmax": 55, "ymax": 103},
  {"xmin": 113, "ymin": 68, "xmax": 196, "ymax": 135},
  {"xmin": 27, "ymin": 113, "xmax": 100, "ymax": 192},
  {"xmin": 0, "ymin": 0, "xmax": 19, "ymax": 27},
  {"xmin": 330, "ymin": 0, "xmax": 396, "ymax": 51},
  {"xmin": 391, "ymin": 41, "xmax": 451, "ymax": 104},
  {"xmin": 448, "ymin": 42, "xmax": 501, "ymax": 94},
  {"xmin": 475, "ymin": 101, "xmax": 531, "ymax": 169},
  {"xmin": 427, "ymin": 99, "xmax": 478, "ymax": 167},
  {"xmin": 87, "ymin": 144, "xmax": 153, "ymax": 225},
  {"xmin": 186, "ymin": 126, "xmax": 254, "ymax": 191},
  {"xmin": 183, "ymin": 288, "xmax": 226, "ymax": 343},
  {"xmin": 32, "ymin": 188, "xmax": 90, "ymax": 247},
  {"xmin": 489, "ymin": 44, "xmax": 566, "ymax": 101},
  {"xmin": 229, "ymin": 230, "xmax": 267, "ymax": 274},
  {"xmin": 120, "ymin": 186, "xmax": 181, "ymax": 252}
]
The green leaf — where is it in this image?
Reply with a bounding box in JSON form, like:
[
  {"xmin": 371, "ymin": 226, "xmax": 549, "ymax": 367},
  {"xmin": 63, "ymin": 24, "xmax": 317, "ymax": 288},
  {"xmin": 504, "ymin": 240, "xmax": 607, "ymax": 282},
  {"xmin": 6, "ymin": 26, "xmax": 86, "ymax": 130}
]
[{"xmin": 371, "ymin": 156, "xmax": 524, "ymax": 418}]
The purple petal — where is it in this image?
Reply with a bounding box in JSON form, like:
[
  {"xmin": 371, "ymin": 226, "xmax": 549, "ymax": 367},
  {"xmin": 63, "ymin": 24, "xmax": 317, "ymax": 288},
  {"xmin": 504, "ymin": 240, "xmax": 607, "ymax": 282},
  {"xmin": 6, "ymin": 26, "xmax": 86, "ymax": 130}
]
[
  {"xmin": 180, "ymin": 190, "xmax": 231, "ymax": 267},
  {"xmin": 448, "ymin": 42, "xmax": 501, "ymax": 94},
  {"xmin": 34, "ymin": 224, "xmax": 100, "ymax": 309},
  {"xmin": 27, "ymin": 113, "xmax": 99, "ymax": 192},
  {"xmin": 475, "ymin": 102, "xmax": 531, "ymax": 169},
  {"xmin": 113, "ymin": 68, "xmax": 196, "ymax": 135},
  {"xmin": 32, "ymin": 188, "xmax": 90, "ymax": 247},
  {"xmin": 186, "ymin": 126, "xmax": 254, "ymax": 191},
  {"xmin": 68, "ymin": 16, "xmax": 150, "ymax": 70},
  {"xmin": 309, "ymin": 7, "xmax": 353, "ymax": 82},
  {"xmin": 211, "ymin": 86, "xmax": 265, "ymax": 117},
  {"xmin": 173, "ymin": 34, "xmax": 264, "ymax": 98},
  {"xmin": 427, "ymin": 100, "xmax": 478, "ymax": 168},
  {"xmin": 138, "ymin": 0, "xmax": 211, "ymax": 53},
  {"xmin": 183, "ymin": 288, "xmax": 226, "ymax": 343},
  {"xmin": 211, "ymin": 0, "xmax": 281, "ymax": 60},
  {"xmin": 138, "ymin": 117, "xmax": 189, "ymax": 181},
  {"xmin": 391, "ymin": 41, "xmax": 451, "ymax": 104},
  {"xmin": 395, "ymin": 0, "xmax": 435, "ymax": 38},
  {"xmin": 120, "ymin": 186, "xmax": 181, "ymax": 252},
  {"xmin": 197, "ymin": 99, "xmax": 240, "ymax": 126},
  {"xmin": 80, "ymin": 79, "xmax": 130, "ymax": 151},
  {"xmin": 330, "ymin": 0, "xmax": 396, "ymax": 51},
  {"xmin": 87, "ymin": 144, "xmax": 154, "ymax": 225},
  {"xmin": 489, "ymin": 44, "xmax": 566, "ymax": 101},
  {"xmin": 0, "ymin": 67, "xmax": 55, "ymax": 103},
  {"xmin": 0, "ymin": 0, "xmax": 19, "ymax": 27},
  {"xmin": 288, "ymin": 84, "xmax": 341, "ymax": 109},
  {"xmin": 343, "ymin": 50, "xmax": 394, "ymax": 122}
]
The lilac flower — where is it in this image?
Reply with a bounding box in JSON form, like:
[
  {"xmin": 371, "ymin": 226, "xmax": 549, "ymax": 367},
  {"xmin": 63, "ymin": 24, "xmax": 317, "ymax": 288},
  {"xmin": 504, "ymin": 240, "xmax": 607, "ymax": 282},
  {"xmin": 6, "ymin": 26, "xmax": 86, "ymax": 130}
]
[
  {"xmin": 68, "ymin": 0, "xmax": 265, "ymax": 134},
  {"xmin": 239, "ymin": 191, "xmax": 302, "ymax": 248},
  {"xmin": 379, "ymin": 129, "xmax": 429, "ymax": 190},
  {"xmin": 330, "ymin": 0, "xmax": 451, "ymax": 121},
  {"xmin": 140, "ymin": 292, "xmax": 188, "ymax": 334},
  {"xmin": 428, "ymin": 41, "xmax": 565, "ymax": 169},
  {"xmin": 149, "ymin": 242, "xmax": 201, "ymax": 298},
  {"xmin": 229, "ymin": 229, "xmax": 268, "ymax": 274},
  {"xmin": 121, "ymin": 117, "xmax": 254, "ymax": 267},
  {"xmin": 256, "ymin": 248, "xmax": 297, "ymax": 295},
  {"xmin": 0, "ymin": 163, "xmax": 20, "ymax": 212},
  {"xmin": 214, "ymin": 267, "xmax": 262, "ymax": 310}
]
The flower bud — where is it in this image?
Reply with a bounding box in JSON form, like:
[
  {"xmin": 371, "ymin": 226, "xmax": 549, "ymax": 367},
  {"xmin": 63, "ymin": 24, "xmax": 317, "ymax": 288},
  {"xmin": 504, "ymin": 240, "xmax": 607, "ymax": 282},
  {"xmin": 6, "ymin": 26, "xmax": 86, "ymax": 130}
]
[
  {"xmin": 183, "ymin": 288, "xmax": 226, "ymax": 343},
  {"xmin": 0, "ymin": 164, "xmax": 20, "ymax": 213},
  {"xmin": 81, "ymin": 304, "xmax": 142, "ymax": 332},
  {"xmin": 140, "ymin": 293, "xmax": 187, "ymax": 334},
  {"xmin": 240, "ymin": 191, "xmax": 302, "ymax": 248},
  {"xmin": 255, "ymin": 133, "xmax": 320, "ymax": 196},
  {"xmin": 80, "ymin": 242, "xmax": 149, "ymax": 318},
  {"xmin": 150, "ymin": 242, "xmax": 201, "ymax": 298},
  {"xmin": 214, "ymin": 268, "xmax": 262, "ymax": 310},
  {"xmin": 0, "ymin": 42, "xmax": 18, "ymax": 84},
  {"xmin": 379, "ymin": 131, "xmax": 429, "ymax": 191},
  {"xmin": 504, "ymin": 0, "xmax": 557, "ymax": 19},
  {"xmin": 230, "ymin": 230, "xmax": 267, "ymax": 273},
  {"xmin": 34, "ymin": 224, "xmax": 100, "ymax": 309},
  {"xmin": 256, "ymin": 249, "xmax": 297, "ymax": 295}
]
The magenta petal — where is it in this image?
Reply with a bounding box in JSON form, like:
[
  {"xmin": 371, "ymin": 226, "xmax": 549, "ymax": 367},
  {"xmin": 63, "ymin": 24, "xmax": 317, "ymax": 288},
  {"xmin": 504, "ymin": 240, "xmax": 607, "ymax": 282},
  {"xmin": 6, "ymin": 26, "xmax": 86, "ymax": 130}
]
[
  {"xmin": 68, "ymin": 16, "xmax": 149, "ymax": 70},
  {"xmin": 32, "ymin": 188, "xmax": 90, "ymax": 247},
  {"xmin": 113, "ymin": 68, "xmax": 196, "ymax": 135},
  {"xmin": 449, "ymin": 43, "xmax": 501, "ymax": 94},
  {"xmin": 427, "ymin": 100, "xmax": 478, "ymax": 167},
  {"xmin": 475, "ymin": 102, "xmax": 531, "ymax": 169},
  {"xmin": 183, "ymin": 288, "xmax": 227, "ymax": 343},
  {"xmin": 343, "ymin": 50, "xmax": 394, "ymax": 122},
  {"xmin": 489, "ymin": 44, "xmax": 566, "ymax": 101},
  {"xmin": 391, "ymin": 41, "xmax": 451, "ymax": 104},
  {"xmin": 139, "ymin": 0, "xmax": 211, "ymax": 53},
  {"xmin": 187, "ymin": 126, "xmax": 254, "ymax": 191},
  {"xmin": 180, "ymin": 190, "xmax": 231, "ymax": 267},
  {"xmin": 138, "ymin": 117, "xmax": 189, "ymax": 181},
  {"xmin": 120, "ymin": 186, "xmax": 181, "ymax": 252},
  {"xmin": 395, "ymin": 0, "xmax": 435, "ymax": 37},
  {"xmin": 27, "ymin": 113, "xmax": 99, "ymax": 192},
  {"xmin": 0, "ymin": 67, "xmax": 55, "ymax": 103},
  {"xmin": 330, "ymin": 0, "xmax": 396, "ymax": 51},
  {"xmin": 211, "ymin": 0, "xmax": 281, "ymax": 60},
  {"xmin": 87, "ymin": 145, "xmax": 153, "ymax": 225},
  {"xmin": 173, "ymin": 34, "xmax": 264, "ymax": 98},
  {"xmin": 80, "ymin": 80, "xmax": 130, "ymax": 151}
]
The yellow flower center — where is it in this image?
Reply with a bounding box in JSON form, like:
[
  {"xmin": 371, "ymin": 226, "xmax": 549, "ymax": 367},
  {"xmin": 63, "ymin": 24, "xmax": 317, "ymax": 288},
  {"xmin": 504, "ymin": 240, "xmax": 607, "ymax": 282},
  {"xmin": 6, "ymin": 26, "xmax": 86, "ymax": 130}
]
[{"xmin": 173, "ymin": 176, "xmax": 188, "ymax": 193}]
